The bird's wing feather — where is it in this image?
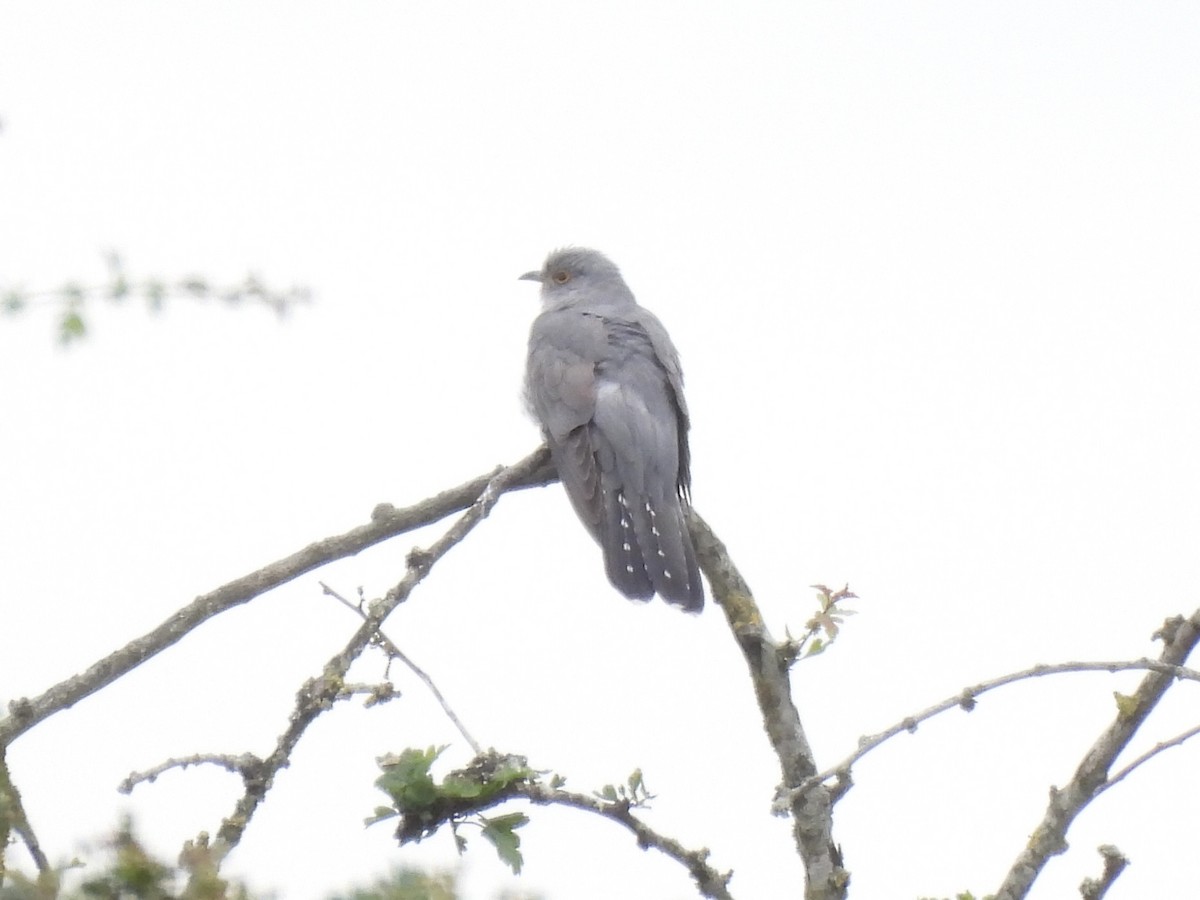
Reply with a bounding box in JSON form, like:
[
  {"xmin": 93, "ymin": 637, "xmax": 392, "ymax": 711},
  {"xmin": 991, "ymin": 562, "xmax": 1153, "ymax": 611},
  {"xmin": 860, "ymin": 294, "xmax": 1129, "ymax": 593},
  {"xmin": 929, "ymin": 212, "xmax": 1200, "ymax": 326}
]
[
  {"xmin": 592, "ymin": 318, "xmax": 702, "ymax": 608},
  {"xmin": 526, "ymin": 309, "xmax": 606, "ymax": 538},
  {"xmin": 609, "ymin": 311, "xmax": 692, "ymax": 499}
]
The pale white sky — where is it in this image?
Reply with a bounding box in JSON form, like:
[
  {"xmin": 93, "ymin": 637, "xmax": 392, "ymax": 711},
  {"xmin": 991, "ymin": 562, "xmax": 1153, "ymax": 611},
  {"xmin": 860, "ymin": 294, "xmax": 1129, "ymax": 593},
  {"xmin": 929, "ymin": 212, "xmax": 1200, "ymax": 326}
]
[{"xmin": 2, "ymin": 3, "xmax": 1199, "ymax": 899}]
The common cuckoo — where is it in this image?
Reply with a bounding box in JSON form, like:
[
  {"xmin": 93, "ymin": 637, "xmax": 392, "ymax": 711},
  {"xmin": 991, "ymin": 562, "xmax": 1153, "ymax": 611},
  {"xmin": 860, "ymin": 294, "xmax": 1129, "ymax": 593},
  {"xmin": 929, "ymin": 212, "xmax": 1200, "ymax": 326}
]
[{"xmin": 521, "ymin": 248, "xmax": 704, "ymax": 611}]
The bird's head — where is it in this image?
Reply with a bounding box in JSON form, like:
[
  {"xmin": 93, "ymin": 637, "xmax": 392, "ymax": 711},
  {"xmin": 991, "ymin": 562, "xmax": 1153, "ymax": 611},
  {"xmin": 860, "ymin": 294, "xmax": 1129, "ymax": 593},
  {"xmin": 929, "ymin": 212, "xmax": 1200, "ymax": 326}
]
[{"xmin": 519, "ymin": 247, "xmax": 631, "ymax": 306}]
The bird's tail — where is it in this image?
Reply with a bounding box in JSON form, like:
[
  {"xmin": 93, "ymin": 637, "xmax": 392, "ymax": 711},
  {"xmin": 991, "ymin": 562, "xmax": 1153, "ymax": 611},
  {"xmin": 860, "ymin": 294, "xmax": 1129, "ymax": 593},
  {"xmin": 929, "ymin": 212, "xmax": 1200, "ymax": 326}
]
[{"xmin": 603, "ymin": 486, "xmax": 703, "ymax": 611}]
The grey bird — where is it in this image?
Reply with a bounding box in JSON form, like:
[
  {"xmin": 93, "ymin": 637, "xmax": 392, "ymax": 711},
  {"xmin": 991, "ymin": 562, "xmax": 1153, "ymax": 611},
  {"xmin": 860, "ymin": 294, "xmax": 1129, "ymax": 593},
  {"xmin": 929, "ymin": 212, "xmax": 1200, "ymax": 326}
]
[{"xmin": 521, "ymin": 248, "xmax": 704, "ymax": 611}]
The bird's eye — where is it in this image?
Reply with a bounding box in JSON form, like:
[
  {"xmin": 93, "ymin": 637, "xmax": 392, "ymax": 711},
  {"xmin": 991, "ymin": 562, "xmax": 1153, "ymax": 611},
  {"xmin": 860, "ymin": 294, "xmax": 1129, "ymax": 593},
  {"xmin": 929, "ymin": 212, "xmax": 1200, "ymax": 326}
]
[{"xmin": 552, "ymin": 270, "xmax": 571, "ymax": 285}]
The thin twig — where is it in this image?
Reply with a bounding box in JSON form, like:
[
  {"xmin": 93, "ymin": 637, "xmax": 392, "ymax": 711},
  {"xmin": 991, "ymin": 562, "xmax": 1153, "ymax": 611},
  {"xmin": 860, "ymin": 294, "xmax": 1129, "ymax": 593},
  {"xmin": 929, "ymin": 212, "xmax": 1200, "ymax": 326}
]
[
  {"xmin": 321, "ymin": 583, "xmax": 367, "ymax": 617},
  {"xmin": 119, "ymin": 753, "xmax": 264, "ymax": 794},
  {"xmin": 321, "ymin": 580, "xmax": 483, "ymax": 754},
  {"xmin": 0, "ymin": 447, "xmax": 555, "ymax": 747},
  {"xmin": 994, "ymin": 611, "xmax": 1200, "ymax": 900},
  {"xmin": 515, "ymin": 781, "xmax": 734, "ymax": 900},
  {"xmin": 1093, "ymin": 721, "xmax": 1200, "ymax": 799},
  {"xmin": 387, "ymin": 647, "xmax": 482, "ymax": 755}
]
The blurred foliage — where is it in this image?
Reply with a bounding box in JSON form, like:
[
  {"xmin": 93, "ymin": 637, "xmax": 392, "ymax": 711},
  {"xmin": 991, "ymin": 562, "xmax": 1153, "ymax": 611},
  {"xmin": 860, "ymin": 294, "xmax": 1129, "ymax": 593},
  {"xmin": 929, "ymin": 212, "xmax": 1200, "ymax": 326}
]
[
  {"xmin": 1, "ymin": 252, "xmax": 310, "ymax": 346},
  {"xmin": 0, "ymin": 820, "xmax": 544, "ymax": 900},
  {"xmin": 328, "ymin": 867, "xmax": 459, "ymax": 900},
  {"xmin": 0, "ymin": 818, "xmax": 252, "ymax": 900},
  {"xmin": 327, "ymin": 865, "xmax": 542, "ymax": 900}
]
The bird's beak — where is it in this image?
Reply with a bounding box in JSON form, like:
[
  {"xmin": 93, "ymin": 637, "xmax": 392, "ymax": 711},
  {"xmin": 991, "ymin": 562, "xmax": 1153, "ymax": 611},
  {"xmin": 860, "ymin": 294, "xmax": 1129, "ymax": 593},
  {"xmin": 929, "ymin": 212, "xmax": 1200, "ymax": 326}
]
[{"xmin": 518, "ymin": 270, "xmax": 543, "ymax": 283}]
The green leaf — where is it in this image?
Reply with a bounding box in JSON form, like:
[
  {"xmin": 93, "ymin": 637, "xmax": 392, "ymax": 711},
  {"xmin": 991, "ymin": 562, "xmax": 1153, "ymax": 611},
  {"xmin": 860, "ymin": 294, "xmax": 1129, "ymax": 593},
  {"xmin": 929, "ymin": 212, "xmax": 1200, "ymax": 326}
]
[
  {"xmin": 627, "ymin": 768, "xmax": 644, "ymax": 794},
  {"xmin": 439, "ymin": 775, "xmax": 485, "ymax": 800},
  {"xmin": 480, "ymin": 813, "xmax": 528, "ymax": 875},
  {"xmin": 489, "ymin": 756, "xmax": 536, "ymax": 788},
  {"xmin": 364, "ymin": 807, "xmax": 399, "ymax": 826},
  {"xmin": 486, "ymin": 812, "xmax": 528, "ymax": 829},
  {"xmin": 58, "ymin": 309, "xmax": 87, "ymax": 345},
  {"xmin": 374, "ymin": 746, "xmax": 446, "ymax": 810}
]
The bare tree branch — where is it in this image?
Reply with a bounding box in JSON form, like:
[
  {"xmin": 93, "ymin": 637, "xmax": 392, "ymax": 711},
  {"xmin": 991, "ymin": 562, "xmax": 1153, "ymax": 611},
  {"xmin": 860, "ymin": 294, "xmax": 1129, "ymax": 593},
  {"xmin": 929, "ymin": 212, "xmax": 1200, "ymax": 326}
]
[
  {"xmin": 994, "ymin": 610, "xmax": 1200, "ymax": 900},
  {"xmin": 2, "ymin": 436, "xmax": 1192, "ymax": 900},
  {"xmin": 212, "ymin": 453, "xmax": 548, "ymax": 853},
  {"xmin": 516, "ymin": 781, "xmax": 735, "ymax": 900},
  {"xmin": 686, "ymin": 509, "xmax": 847, "ymax": 900},
  {"xmin": 0, "ymin": 447, "xmax": 554, "ymax": 747},
  {"xmin": 788, "ymin": 657, "xmax": 1200, "ymax": 805}
]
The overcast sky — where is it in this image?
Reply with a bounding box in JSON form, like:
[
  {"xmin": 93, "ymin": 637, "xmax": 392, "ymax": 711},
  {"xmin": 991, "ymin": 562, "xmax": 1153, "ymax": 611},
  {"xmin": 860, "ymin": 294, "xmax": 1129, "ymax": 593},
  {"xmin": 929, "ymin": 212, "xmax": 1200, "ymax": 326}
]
[{"xmin": 2, "ymin": 3, "xmax": 1199, "ymax": 899}]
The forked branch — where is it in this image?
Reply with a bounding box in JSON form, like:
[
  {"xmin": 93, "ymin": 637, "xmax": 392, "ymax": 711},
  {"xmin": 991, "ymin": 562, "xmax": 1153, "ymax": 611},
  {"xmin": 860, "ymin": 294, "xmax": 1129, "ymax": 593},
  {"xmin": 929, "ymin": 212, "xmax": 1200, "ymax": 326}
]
[{"xmin": 994, "ymin": 611, "xmax": 1200, "ymax": 900}]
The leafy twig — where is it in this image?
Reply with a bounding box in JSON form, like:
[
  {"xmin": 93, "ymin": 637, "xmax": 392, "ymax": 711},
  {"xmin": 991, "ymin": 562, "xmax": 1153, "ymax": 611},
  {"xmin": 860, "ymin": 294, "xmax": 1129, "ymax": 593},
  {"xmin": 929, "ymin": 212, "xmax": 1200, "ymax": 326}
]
[
  {"xmin": 780, "ymin": 584, "xmax": 858, "ymax": 664},
  {"xmin": 2, "ymin": 252, "xmax": 311, "ymax": 345},
  {"xmin": 370, "ymin": 749, "xmax": 734, "ymax": 900}
]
